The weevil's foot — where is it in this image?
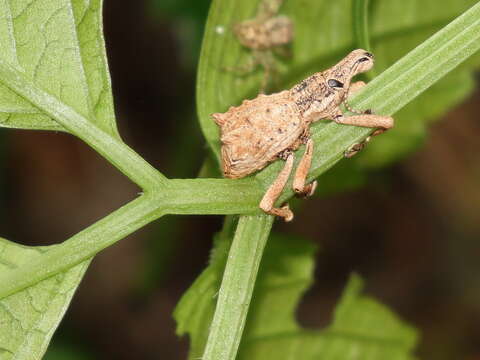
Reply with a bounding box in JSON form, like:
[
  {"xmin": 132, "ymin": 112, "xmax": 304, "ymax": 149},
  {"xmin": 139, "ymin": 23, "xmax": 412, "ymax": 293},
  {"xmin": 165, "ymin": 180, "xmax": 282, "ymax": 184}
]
[
  {"xmin": 364, "ymin": 109, "xmax": 373, "ymax": 114},
  {"xmin": 265, "ymin": 204, "xmax": 294, "ymax": 222},
  {"xmin": 344, "ymin": 136, "xmax": 371, "ymax": 158},
  {"xmin": 371, "ymin": 128, "xmax": 386, "ymax": 136},
  {"xmin": 281, "ymin": 204, "xmax": 294, "ymax": 222},
  {"xmin": 294, "ymin": 180, "xmax": 318, "ymax": 198}
]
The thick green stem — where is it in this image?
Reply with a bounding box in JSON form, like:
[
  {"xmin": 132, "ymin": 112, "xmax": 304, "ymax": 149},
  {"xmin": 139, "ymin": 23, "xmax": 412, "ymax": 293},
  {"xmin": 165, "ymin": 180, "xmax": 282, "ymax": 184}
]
[
  {"xmin": 202, "ymin": 215, "xmax": 274, "ymax": 360},
  {"xmin": 0, "ymin": 194, "xmax": 165, "ymax": 299}
]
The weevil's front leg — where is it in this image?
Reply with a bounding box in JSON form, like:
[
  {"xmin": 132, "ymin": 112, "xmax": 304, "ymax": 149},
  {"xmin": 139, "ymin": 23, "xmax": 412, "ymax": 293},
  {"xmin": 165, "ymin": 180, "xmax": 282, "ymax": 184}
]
[
  {"xmin": 333, "ymin": 112, "xmax": 394, "ymax": 158},
  {"xmin": 334, "ymin": 113, "xmax": 394, "ymax": 130},
  {"xmin": 293, "ymin": 138, "xmax": 317, "ymax": 197},
  {"xmin": 259, "ymin": 152, "xmax": 294, "ymax": 221}
]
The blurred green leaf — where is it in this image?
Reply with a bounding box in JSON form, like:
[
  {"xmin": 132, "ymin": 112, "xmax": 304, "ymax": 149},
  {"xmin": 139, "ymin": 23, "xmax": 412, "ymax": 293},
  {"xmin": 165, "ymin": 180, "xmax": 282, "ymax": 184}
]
[
  {"xmin": 240, "ymin": 273, "xmax": 417, "ymax": 359},
  {"xmin": 175, "ymin": 232, "xmax": 417, "ymax": 359},
  {"xmin": 0, "ymin": 0, "xmax": 118, "ymax": 137},
  {"xmin": 0, "ymin": 239, "xmax": 89, "ymax": 360}
]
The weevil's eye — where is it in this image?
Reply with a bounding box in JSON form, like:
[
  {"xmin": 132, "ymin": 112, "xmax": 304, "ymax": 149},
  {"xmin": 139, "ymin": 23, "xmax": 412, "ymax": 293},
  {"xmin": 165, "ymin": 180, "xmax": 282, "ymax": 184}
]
[
  {"xmin": 358, "ymin": 57, "xmax": 371, "ymax": 63},
  {"xmin": 328, "ymin": 79, "xmax": 344, "ymax": 88},
  {"xmin": 364, "ymin": 52, "xmax": 373, "ymax": 58}
]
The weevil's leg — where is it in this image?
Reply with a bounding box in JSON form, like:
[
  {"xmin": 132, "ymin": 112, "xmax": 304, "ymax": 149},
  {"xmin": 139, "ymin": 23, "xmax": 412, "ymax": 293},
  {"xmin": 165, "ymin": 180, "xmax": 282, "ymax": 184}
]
[
  {"xmin": 259, "ymin": 152, "xmax": 295, "ymax": 221},
  {"xmin": 333, "ymin": 113, "xmax": 394, "ymax": 158},
  {"xmin": 344, "ymin": 135, "xmax": 372, "ymax": 158},
  {"xmin": 223, "ymin": 55, "xmax": 261, "ymax": 76},
  {"xmin": 256, "ymin": 50, "xmax": 277, "ymax": 93},
  {"xmin": 273, "ymin": 44, "xmax": 292, "ymax": 58},
  {"xmin": 293, "ymin": 138, "xmax": 317, "ymax": 197},
  {"xmin": 334, "ymin": 113, "xmax": 394, "ymax": 131}
]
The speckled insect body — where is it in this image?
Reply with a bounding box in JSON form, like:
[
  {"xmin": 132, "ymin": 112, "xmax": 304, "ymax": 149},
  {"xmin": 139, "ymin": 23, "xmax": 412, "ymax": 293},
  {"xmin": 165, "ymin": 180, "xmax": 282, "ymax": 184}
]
[
  {"xmin": 214, "ymin": 90, "xmax": 303, "ymax": 178},
  {"xmin": 214, "ymin": 49, "xmax": 394, "ymax": 221}
]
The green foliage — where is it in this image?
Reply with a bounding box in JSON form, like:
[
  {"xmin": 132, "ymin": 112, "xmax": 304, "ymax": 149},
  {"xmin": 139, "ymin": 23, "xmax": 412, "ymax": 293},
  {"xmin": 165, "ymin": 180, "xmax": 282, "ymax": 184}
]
[
  {"xmin": 0, "ymin": 0, "xmax": 479, "ymax": 358},
  {"xmin": 0, "ymin": 0, "xmax": 117, "ymax": 136},
  {"xmin": 240, "ymin": 273, "xmax": 417, "ymax": 360},
  {"xmin": 0, "ymin": 239, "xmax": 89, "ymax": 360},
  {"xmin": 175, "ymin": 231, "xmax": 417, "ymax": 360}
]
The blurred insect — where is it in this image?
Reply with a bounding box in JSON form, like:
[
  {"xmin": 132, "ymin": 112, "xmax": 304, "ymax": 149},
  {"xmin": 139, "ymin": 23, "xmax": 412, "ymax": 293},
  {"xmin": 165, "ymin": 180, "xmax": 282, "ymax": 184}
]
[
  {"xmin": 213, "ymin": 49, "xmax": 394, "ymax": 221},
  {"xmin": 230, "ymin": 0, "xmax": 293, "ymax": 93}
]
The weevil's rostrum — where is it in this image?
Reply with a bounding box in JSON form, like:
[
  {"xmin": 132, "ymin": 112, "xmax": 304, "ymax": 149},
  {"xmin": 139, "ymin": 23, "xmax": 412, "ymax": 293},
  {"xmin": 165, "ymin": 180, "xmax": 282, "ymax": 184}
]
[{"xmin": 213, "ymin": 49, "xmax": 394, "ymax": 221}]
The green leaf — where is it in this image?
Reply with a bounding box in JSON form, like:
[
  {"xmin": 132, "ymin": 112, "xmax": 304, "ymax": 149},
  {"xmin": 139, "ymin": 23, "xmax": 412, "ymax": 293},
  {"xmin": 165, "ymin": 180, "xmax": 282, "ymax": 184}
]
[
  {"xmin": 0, "ymin": 0, "xmax": 118, "ymax": 137},
  {"xmin": 175, "ymin": 232, "xmax": 417, "ymax": 359},
  {"xmin": 0, "ymin": 239, "xmax": 89, "ymax": 360},
  {"xmin": 240, "ymin": 274, "xmax": 417, "ymax": 359}
]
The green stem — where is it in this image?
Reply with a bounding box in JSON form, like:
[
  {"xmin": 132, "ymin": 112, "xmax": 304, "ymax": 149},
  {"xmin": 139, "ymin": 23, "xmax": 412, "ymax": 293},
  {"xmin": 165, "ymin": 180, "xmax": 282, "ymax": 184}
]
[
  {"xmin": 353, "ymin": 0, "xmax": 371, "ymax": 51},
  {"xmin": 202, "ymin": 215, "xmax": 274, "ymax": 360},
  {"xmin": 0, "ymin": 59, "xmax": 166, "ymax": 191},
  {"xmin": 0, "ymin": 194, "xmax": 165, "ymax": 299}
]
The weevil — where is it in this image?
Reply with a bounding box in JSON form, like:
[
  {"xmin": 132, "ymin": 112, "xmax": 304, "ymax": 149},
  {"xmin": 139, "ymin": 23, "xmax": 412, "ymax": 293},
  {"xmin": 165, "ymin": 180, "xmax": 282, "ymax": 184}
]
[
  {"xmin": 231, "ymin": 0, "xmax": 293, "ymax": 92},
  {"xmin": 213, "ymin": 49, "xmax": 394, "ymax": 221}
]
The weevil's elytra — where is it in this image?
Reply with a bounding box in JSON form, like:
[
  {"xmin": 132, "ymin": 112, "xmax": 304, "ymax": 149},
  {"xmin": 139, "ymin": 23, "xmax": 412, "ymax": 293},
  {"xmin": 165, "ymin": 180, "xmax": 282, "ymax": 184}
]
[{"xmin": 213, "ymin": 49, "xmax": 394, "ymax": 221}]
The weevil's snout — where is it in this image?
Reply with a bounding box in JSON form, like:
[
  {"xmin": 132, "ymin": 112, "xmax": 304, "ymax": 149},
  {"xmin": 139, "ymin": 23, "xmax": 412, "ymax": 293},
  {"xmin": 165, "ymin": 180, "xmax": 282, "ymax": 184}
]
[{"xmin": 351, "ymin": 49, "xmax": 375, "ymax": 74}]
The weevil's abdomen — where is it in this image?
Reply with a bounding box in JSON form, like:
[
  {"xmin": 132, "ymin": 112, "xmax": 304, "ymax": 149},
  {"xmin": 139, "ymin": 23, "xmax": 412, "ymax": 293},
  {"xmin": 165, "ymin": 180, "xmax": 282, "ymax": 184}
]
[{"xmin": 213, "ymin": 90, "xmax": 305, "ymax": 178}]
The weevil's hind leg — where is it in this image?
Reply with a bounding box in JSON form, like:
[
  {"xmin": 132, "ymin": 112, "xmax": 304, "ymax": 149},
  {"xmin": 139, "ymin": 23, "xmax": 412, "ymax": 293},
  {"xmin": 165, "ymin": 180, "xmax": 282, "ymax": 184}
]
[
  {"xmin": 259, "ymin": 153, "xmax": 294, "ymax": 221},
  {"xmin": 293, "ymin": 138, "xmax": 317, "ymax": 197},
  {"xmin": 257, "ymin": 50, "xmax": 277, "ymax": 93}
]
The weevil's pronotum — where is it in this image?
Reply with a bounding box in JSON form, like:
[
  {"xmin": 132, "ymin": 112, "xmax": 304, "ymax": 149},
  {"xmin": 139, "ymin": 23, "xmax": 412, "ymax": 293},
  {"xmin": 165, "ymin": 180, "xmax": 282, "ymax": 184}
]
[
  {"xmin": 213, "ymin": 49, "xmax": 394, "ymax": 221},
  {"xmin": 231, "ymin": 0, "xmax": 293, "ymax": 92}
]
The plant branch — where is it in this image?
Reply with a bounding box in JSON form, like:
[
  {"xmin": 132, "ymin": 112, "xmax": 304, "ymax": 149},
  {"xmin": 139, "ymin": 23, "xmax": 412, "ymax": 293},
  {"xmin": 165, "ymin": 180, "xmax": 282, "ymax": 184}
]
[
  {"xmin": 202, "ymin": 215, "xmax": 274, "ymax": 360},
  {"xmin": 0, "ymin": 59, "xmax": 166, "ymax": 191},
  {"xmin": 0, "ymin": 194, "xmax": 165, "ymax": 300}
]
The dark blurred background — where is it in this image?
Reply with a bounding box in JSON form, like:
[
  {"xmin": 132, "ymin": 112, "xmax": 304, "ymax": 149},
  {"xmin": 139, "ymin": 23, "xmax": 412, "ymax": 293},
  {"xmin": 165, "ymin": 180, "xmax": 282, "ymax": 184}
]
[{"xmin": 1, "ymin": 1, "xmax": 479, "ymax": 359}]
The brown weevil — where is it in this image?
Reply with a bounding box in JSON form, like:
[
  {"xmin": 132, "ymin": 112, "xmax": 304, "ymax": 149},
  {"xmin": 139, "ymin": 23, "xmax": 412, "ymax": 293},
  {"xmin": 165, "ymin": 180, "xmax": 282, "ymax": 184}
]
[{"xmin": 214, "ymin": 49, "xmax": 394, "ymax": 221}]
